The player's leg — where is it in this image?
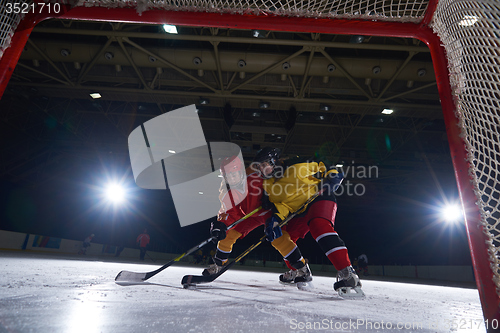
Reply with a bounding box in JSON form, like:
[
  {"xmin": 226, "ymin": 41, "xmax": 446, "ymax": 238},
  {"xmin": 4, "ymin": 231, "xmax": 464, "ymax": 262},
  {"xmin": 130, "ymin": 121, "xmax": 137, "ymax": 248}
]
[
  {"xmin": 307, "ymin": 201, "xmax": 364, "ymax": 297},
  {"xmin": 203, "ymin": 228, "xmax": 242, "ymax": 276},
  {"xmin": 271, "ymin": 219, "xmax": 312, "ymax": 284},
  {"xmin": 203, "ymin": 213, "xmax": 269, "ymax": 276}
]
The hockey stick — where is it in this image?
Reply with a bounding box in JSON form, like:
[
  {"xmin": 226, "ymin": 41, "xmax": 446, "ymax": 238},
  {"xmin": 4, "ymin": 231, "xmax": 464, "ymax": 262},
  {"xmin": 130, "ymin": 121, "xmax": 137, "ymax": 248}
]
[
  {"xmin": 182, "ymin": 187, "xmax": 326, "ymax": 286},
  {"xmin": 115, "ymin": 206, "xmax": 263, "ymax": 282}
]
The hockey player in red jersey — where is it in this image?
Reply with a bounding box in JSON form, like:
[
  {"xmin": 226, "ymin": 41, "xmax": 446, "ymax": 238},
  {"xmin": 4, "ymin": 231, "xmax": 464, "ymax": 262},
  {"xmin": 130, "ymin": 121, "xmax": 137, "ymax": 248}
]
[
  {"xmin": 202, "ymin": 155, "xmax": 272, "ymax": 276},
  {"xmin": 252, "ymin": 147, "xmax": 364, "ymax": 297}
]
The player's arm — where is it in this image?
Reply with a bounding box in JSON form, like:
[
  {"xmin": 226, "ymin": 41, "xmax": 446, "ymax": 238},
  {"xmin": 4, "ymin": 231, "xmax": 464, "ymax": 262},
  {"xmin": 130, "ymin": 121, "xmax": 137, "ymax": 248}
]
[{"xmin": 311, "ymin": 161, "xmax": 344, "ymax": 192}]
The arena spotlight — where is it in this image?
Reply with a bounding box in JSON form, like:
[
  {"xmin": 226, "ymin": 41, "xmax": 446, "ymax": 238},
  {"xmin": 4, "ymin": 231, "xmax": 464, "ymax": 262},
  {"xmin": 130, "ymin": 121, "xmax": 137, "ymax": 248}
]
[
  {"xmin": 163, "ymin": 24, "xmax": 178, "ymax": 34},
  {"xmin": 441, "ymin": 204, "xmax": 463, "ymax": 223},
  {"xmin": 105, "ymin": 183, "xmax": 126, "ymax": 204}
]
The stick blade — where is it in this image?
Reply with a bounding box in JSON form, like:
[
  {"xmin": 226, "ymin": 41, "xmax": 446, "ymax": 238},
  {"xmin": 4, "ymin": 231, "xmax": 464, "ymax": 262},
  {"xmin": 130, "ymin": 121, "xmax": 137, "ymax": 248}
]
[
  {"xmin": 181, "ymin": 274, "xmax": 216, "ymax": 286},
  {"xmin": 115, "ymin": 270, "xmax": 147, "ymax": 283}
]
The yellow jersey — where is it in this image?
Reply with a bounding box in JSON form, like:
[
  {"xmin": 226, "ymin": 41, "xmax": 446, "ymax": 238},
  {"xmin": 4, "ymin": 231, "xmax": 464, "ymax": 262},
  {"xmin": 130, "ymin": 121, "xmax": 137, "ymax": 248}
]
[{"xmin": 262, "ymin": 161, "xmax": 338, "ymax": 221}]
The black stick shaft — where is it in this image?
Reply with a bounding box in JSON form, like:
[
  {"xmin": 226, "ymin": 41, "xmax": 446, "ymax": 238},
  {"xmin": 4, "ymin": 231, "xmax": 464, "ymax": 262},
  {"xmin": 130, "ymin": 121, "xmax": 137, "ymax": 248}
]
[
  {"xmin": 185, "ymin": 188, "xmax": 326, "ymax": 283},
  {"xmin": 116, "ymin": 206, "xmax": 263, "ymax": 282}
]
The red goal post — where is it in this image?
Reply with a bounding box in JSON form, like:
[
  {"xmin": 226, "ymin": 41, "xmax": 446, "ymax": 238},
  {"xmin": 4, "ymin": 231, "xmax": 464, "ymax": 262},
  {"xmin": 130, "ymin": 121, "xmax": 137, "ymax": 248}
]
[{"xmin": 0, "ymin": 0, "xmax": 499, "ymax": 328}]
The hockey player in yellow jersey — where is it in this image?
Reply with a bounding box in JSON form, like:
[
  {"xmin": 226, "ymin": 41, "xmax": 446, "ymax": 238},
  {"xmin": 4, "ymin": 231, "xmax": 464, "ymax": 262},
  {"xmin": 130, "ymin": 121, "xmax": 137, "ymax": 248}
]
[{"xmin": 252, "ymin": 147, "xmax": 364, "ymax": 297}]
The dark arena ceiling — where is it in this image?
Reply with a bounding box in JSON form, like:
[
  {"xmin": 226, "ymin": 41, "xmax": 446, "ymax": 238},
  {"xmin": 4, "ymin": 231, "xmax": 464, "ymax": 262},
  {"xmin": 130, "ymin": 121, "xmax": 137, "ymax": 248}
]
[{"xmin": 0, "ymin": 19, "xmax": 456, "ymax": 205}]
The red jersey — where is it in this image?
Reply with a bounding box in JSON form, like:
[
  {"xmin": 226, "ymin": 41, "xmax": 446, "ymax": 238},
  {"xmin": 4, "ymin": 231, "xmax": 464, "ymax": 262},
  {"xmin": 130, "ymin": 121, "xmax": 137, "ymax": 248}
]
[
  {"xmin": 136, "ymin": 233, "xmax": 150, "ymax": 247},
  {"xmin": 218, "ymin": 172, "xmax": 268, "ymax": 228}
]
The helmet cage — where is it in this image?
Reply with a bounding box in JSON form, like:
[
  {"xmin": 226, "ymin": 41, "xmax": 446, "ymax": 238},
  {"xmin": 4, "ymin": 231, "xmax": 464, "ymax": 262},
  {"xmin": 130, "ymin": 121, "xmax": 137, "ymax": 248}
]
[
  {"xmin": 253, "ymin": 147, "xmax": 281, "ymax": 178},
  {"xmin": 220, "ymin": 155, "xmax": 245, "ymax": 187}
]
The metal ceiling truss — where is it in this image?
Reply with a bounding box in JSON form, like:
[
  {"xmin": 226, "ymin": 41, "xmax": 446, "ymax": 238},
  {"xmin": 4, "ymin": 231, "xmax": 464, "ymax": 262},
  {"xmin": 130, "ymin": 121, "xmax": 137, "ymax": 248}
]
[{"xmin": 0, "ymin": 19, "xmax": 448, "ymax": 186}]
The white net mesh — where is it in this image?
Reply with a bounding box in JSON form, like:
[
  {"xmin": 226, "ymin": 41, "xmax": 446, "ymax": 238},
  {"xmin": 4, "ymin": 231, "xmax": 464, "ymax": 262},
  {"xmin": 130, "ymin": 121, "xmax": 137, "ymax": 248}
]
[
  {"xmin": 0, "ymin": 0, "xmax": 28, "ymax": 58},
  {"xmin": 432, "ymin": 0, "xmax": 500, "ymax": 295},
  {"xmin": 75, "ymin": 0, "xmax": 428, "ymax": 20}
]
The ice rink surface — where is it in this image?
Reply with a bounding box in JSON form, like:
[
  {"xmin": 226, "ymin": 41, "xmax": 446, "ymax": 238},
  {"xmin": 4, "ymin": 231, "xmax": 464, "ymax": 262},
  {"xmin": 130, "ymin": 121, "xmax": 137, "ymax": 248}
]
[{"xmin": 0, "ymin": 251, "xmax": 487, "ymax": 333}]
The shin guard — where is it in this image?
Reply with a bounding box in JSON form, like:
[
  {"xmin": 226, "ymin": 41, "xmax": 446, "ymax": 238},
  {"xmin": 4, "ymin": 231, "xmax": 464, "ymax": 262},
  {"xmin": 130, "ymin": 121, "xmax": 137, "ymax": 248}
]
[{"xmin": 309, "ymin": 218, "xmax": 351, "ymax": 271}]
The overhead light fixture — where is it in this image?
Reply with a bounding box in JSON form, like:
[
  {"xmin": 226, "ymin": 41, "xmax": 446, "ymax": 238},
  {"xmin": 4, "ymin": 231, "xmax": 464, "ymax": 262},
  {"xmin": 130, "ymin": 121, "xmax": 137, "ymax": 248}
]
[
  {"xmin": 60, "ymin": 49, "xmax": 70, "ymax": 57},
  {"xmin": 372, "ymin": 66, "xmax": 381, "ymax": 74},
  {"xmin": 252, "ymin": 112, "xmax": 261, "ymax": 117},
  {"xmin": 104, "ymin": 52, "xmax": 114, "ymax": 60},
  {"xmin": 382, "ymin": 108, "xmax": 394, "ymax": 114},
  {"xmin": 199, "ymin": 98, "xmax": 209, "ymax": 105},
  {"xmin": 259, "ymin": 101, "xmax": 270, "ymax": 109},
  {"xmin": 169, "ymin": 150, "xmax": 176, "ymax": 154},
  {"xmin": 319, "ymin": 104, "xmax": 330, "ymax": 111},
  {"xmin": 198, "ymin": 191, "xmax": 204, "ymax": 195},
  {"xmin": 459, "ymin": 15, "xmax": 479, "ymax": 27},
  {"xmin": 318, "ymin": 115, "xmax": 325, "ymax": 120},
  {"xmin": 237, "ymin": 60, "xmax": 246, "ymax": 68},
  {"xmin": 90, "ymin": 92, "xmax": 101, "ymax": 99},
  {"xmin": 252, "ymin": 30, "xmax": 266, "ymax": 38},
  {"xmin": 163, "ymin": 24, "xmax": 178, "ymax": 34},
  {"xmin": 349, "ymin": 35, "xmax": 365, "ymax": 44},
  {"xmin": 417, "ymin": 68, "xmax": 427, "ymax": 77},
  {"xmin": 193, "ymin": 57, "xmax": 202, "ymax": 65}
]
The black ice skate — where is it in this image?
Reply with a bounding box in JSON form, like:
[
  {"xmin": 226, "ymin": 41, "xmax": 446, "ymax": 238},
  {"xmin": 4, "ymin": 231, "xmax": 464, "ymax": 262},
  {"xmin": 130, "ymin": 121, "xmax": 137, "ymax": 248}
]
[
  {"xmin": 202, "ymin": 263, "xmax": 223, "ymax": 276},
  {"xmin": 279, "ymin": 263, "xmax": 313, "ymax": 289},
  {"xmin": 202, "ymin": 257, "xmax": 225, "ymax": 276},
  {"xmin": 334, "ymin": 266, "xmax": 365, "ymax": 298}
]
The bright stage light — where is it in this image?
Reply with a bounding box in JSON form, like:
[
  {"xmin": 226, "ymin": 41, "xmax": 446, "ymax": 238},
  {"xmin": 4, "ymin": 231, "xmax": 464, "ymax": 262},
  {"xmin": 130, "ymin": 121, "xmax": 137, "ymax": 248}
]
[
  {"xmin": 105, "ymin": 183, "xmax": 126, "ymax": 203},
  {"xmin": 442, "ymin": 204, "xmax": 463, "ymax": 223},
  {"xmin": 163, "ymin": 24, "xmax": 178, "ymax": 34}
]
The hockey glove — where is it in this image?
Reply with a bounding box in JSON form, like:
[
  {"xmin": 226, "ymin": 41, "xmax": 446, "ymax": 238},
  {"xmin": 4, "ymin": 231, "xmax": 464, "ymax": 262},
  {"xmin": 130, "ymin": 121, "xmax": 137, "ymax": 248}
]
[
  {"xmin": 210, "ymin": 220, "xmax": 227, "ymax": 243},
  {"xmin": 323, "ymin": 172, "xmax": 344, "ymax": 193},
  {"xmin": 265, "ymin": 215, "xmax": 283, "ymax": 242}
]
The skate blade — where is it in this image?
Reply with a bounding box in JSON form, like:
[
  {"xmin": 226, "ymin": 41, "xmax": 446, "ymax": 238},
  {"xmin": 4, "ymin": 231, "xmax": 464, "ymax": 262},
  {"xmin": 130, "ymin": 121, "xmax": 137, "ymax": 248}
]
[
  {"xmin": 279, "ymin": 280, "xmax": 297, "ymax": 286},
  {"xmin": 297, "ymin": 281, "xmax": 314, "ymax": 291},
  {"xmin": 182, "ymin": 284, "xmax": 197, "ymax": 289},
  {"xmin": 337, "ymin": 286, "xmax": 365, "ymax": 298}
]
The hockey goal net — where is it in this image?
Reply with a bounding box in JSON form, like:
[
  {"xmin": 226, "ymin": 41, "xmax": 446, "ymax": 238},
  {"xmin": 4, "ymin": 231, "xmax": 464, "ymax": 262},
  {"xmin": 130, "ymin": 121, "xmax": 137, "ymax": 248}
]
[{"xmin": 0, "ymin": 0, "xmax": 499, "ymax": 327}]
